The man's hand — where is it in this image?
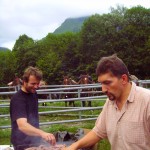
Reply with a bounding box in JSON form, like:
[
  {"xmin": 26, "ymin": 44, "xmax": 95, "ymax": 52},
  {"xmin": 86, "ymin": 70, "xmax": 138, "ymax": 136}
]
[
  {"xmin": 41, "ymin": 132, "xmax": 56, "ymax": 145},
  {"xmin": 61, "ymin": 143, "xmax": 78, "ymax": 150}
]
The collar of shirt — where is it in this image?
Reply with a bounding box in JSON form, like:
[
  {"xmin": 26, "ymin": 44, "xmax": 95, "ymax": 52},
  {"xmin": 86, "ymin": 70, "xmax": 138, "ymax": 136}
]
[
  {"xmin": 108, "ymin": 82, "xmax": 137, "ymax": 109},
  {"xmin": 127, "ymin": 81, "xmax": 136, "ymax": 103}
]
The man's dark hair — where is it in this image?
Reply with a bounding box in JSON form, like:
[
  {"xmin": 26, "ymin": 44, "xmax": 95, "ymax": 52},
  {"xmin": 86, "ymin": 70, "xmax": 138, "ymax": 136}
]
[
  {"xmin": 23, "ymin": 66, "xmax": 43, "ymax": 82},
  {"xmin": 96, "ymin": 54, "xmax": 129, "ymax": 78}
]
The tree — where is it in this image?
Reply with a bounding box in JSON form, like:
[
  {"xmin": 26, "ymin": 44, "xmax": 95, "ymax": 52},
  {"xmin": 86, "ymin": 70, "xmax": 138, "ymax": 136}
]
[
  {"xmin": 80, "ymin": 8, "xmax": 126, "ymax": 77},
  {"xmin": 119, "ymin": 6, "xmax": 150, "ymax": 78},
  {"xmin": 0, "ymin": 51, "xmax": 16, "ymax": 85},
  {"xmin": 36, "ymin": 50, "xmax": 61, "ymax": 84},
  {"xmin": 36, "ymin": 32, "xmax": 81, "ymax": 83},
  {"xmin": 12, "ymin": 34, "xmax": 35, "ymax": 75}
]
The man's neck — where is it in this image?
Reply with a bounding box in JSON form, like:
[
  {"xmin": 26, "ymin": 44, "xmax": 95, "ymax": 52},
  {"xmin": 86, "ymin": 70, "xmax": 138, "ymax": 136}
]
[
  {"xmin": 21, "ymin": 86, "xmax": 28, "ymax": 93},
  {"xmin": 116, "ymin": 82, "xmax": 132, "ymax": 110}
]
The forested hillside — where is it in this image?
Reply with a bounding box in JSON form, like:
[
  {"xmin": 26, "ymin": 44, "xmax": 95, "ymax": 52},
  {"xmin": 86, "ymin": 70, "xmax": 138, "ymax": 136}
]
[
  {"xmin": 0, "ymin": 47, "xmax": 10, "ymax": 51},
  {"xmin": 0, "ymin": 5, "xmax": 150, "ymax": 86},
  {"xmin": 53, "ymin": 16, "xmax": 89, "ymax": 34}
]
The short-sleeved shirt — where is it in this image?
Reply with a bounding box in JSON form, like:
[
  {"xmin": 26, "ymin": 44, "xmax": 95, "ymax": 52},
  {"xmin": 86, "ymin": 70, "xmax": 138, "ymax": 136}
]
[
  {"xmin": 93, "ymin": 82, "xmax": 150, "ymax": 150},
  {"xmin": 10, "ymin": 89, "xmax": 41, "ymax": 148}
]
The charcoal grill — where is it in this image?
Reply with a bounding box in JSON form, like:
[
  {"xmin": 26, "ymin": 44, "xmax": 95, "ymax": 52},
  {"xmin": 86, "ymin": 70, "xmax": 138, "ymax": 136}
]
[{"xmin": 1, "ymin": 129, "xmax": 97, "ymax": 150}]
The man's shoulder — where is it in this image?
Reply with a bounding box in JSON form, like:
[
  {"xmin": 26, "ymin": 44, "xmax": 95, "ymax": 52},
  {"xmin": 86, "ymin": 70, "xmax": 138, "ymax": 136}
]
[
  {"xmin": 135, "ymin": 86, "xmax": 150, "ymax": 104},
  {"xmin": 136, "ymin": 86, "xmax": 150, "ymax": 96},
  {"xmin": 11, "ymin": 90, "xmax": 24, "ymax": 100},
  {"xmin": 102, "ymin": 99, "xmax": 113, "ymax": 109},
  {"xmin": 13, "ymin": 89, "xmax": 21, "ymax": 95}
]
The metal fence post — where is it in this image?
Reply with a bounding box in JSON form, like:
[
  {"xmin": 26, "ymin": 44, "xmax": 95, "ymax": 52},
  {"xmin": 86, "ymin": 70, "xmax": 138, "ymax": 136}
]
[{"xmin": 78, "ymin": 89, "xmax": 82, "ymax": 119}]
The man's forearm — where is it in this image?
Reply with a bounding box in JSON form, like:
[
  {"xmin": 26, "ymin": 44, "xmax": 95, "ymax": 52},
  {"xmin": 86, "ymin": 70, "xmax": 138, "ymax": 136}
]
[
  {"xmin": 64, "ymin": 130, "xmax": 101, "ymax": 150},
  {"xmin": 18, "ymin": 121, "xmax": 44, "ymax": 137},
  {"xmin": 17, "ymin": 118, "xmax": 56, "ymax": 145}
]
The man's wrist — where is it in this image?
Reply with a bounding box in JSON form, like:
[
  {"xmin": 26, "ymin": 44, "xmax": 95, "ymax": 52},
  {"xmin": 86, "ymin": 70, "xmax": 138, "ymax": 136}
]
[
  {"xmin": 36, "ymin": 129, "xmax": 45, "ymax": 137},
  {"xmin": 71, "ymin": 142, "xmax": 80, "ymax": 149}
]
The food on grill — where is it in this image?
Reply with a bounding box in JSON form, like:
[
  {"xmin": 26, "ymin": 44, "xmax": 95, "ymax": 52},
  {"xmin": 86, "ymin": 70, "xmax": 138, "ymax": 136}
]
[
  {"xmin": 25, "ymin": 144, "xmax": 66, "ymax": 150},
  {"xmin": 51, "ymin": 145, "xmax": 66, "ymax": 149},
  {"xmin": 25, "ymin": 147, "xmax": 38, "ymax": 150}
]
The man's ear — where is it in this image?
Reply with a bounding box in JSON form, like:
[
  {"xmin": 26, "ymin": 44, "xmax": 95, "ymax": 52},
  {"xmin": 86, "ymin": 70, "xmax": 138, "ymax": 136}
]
[{"xmin": 121, "ymin": 74, "xmax": 128, "ymax": 84}]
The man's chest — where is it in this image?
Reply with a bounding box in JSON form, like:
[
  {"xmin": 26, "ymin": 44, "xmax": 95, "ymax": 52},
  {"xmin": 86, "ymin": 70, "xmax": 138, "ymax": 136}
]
[{"xmin": 105, "ymin": 103, "xmax": 148, "ymax": 145}]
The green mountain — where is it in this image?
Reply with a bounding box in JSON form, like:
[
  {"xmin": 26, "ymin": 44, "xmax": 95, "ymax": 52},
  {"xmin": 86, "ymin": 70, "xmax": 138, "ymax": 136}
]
[
  {"xmin": 53, "ymin": 16, "xmax": 89, "ymax": 34},
  {"xmin": 0, "ymin": 47, "xmax": 10, "ymax": 51}
]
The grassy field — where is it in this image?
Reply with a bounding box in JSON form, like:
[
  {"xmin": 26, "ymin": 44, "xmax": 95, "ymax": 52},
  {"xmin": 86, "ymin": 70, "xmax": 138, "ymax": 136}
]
[{"xmin": 0, "ymin": 98, "xmax": 110, "ymax": 150}]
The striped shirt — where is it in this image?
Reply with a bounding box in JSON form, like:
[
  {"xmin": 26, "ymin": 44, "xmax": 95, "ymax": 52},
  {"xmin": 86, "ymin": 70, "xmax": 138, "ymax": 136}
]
[{"xmin": 93, "ymin": 82, "xmax": 150, "ymax": 150}]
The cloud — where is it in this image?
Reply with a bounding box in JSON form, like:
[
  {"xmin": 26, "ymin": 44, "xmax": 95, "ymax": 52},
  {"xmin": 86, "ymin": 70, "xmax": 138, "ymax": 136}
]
[{"xmin": 0, "ymin": 0, "xmax": 150, "ymax": 50}]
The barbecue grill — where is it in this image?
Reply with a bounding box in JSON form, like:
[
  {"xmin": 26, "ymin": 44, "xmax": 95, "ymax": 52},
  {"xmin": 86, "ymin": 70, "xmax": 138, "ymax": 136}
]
[{"xmin": 1, "ymin": 129, "xmax": 97, "ymax": 150}]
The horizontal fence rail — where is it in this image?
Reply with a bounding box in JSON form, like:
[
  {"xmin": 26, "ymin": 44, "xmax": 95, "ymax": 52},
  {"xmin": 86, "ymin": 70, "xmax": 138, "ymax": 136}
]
[
  {"xmin": 0, "ymin": 84, "xmax": 104, "ymax": 129},
  {"xmin": 0, "ymin": 80, "xmax": 150, "ymax": 129}
]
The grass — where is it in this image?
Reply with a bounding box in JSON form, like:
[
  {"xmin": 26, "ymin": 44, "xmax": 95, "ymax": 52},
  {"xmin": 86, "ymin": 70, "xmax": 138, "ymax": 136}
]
[{"xmin": 0, "ymin": 98, "xmax": 110, "ymax": 149}]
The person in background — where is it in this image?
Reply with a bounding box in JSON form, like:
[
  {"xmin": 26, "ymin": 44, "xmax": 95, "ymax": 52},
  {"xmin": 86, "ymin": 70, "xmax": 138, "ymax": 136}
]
[
  {"xmin": 10, "ymin": 66, "xmax": 56, "ymax": 150},
  {"xmin": 62, "ymin": 54, "xmax": 150, "ymax": 150}
]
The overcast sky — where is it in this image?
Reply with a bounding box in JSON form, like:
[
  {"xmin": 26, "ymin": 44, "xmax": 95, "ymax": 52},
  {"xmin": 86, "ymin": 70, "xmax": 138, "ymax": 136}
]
[{"xmin": 0, "ymin": 0, "xmax": 150, "ymax": 50}]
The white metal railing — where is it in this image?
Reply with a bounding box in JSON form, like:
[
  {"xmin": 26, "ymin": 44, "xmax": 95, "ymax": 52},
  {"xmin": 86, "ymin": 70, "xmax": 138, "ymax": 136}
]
[
  {"xmin": 0, "ymin": 84, "xmax": 104, "ymax": 129},
  {"xmin": 0, "ymin": 80, "xmax": 150, "ymax": 129}
]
